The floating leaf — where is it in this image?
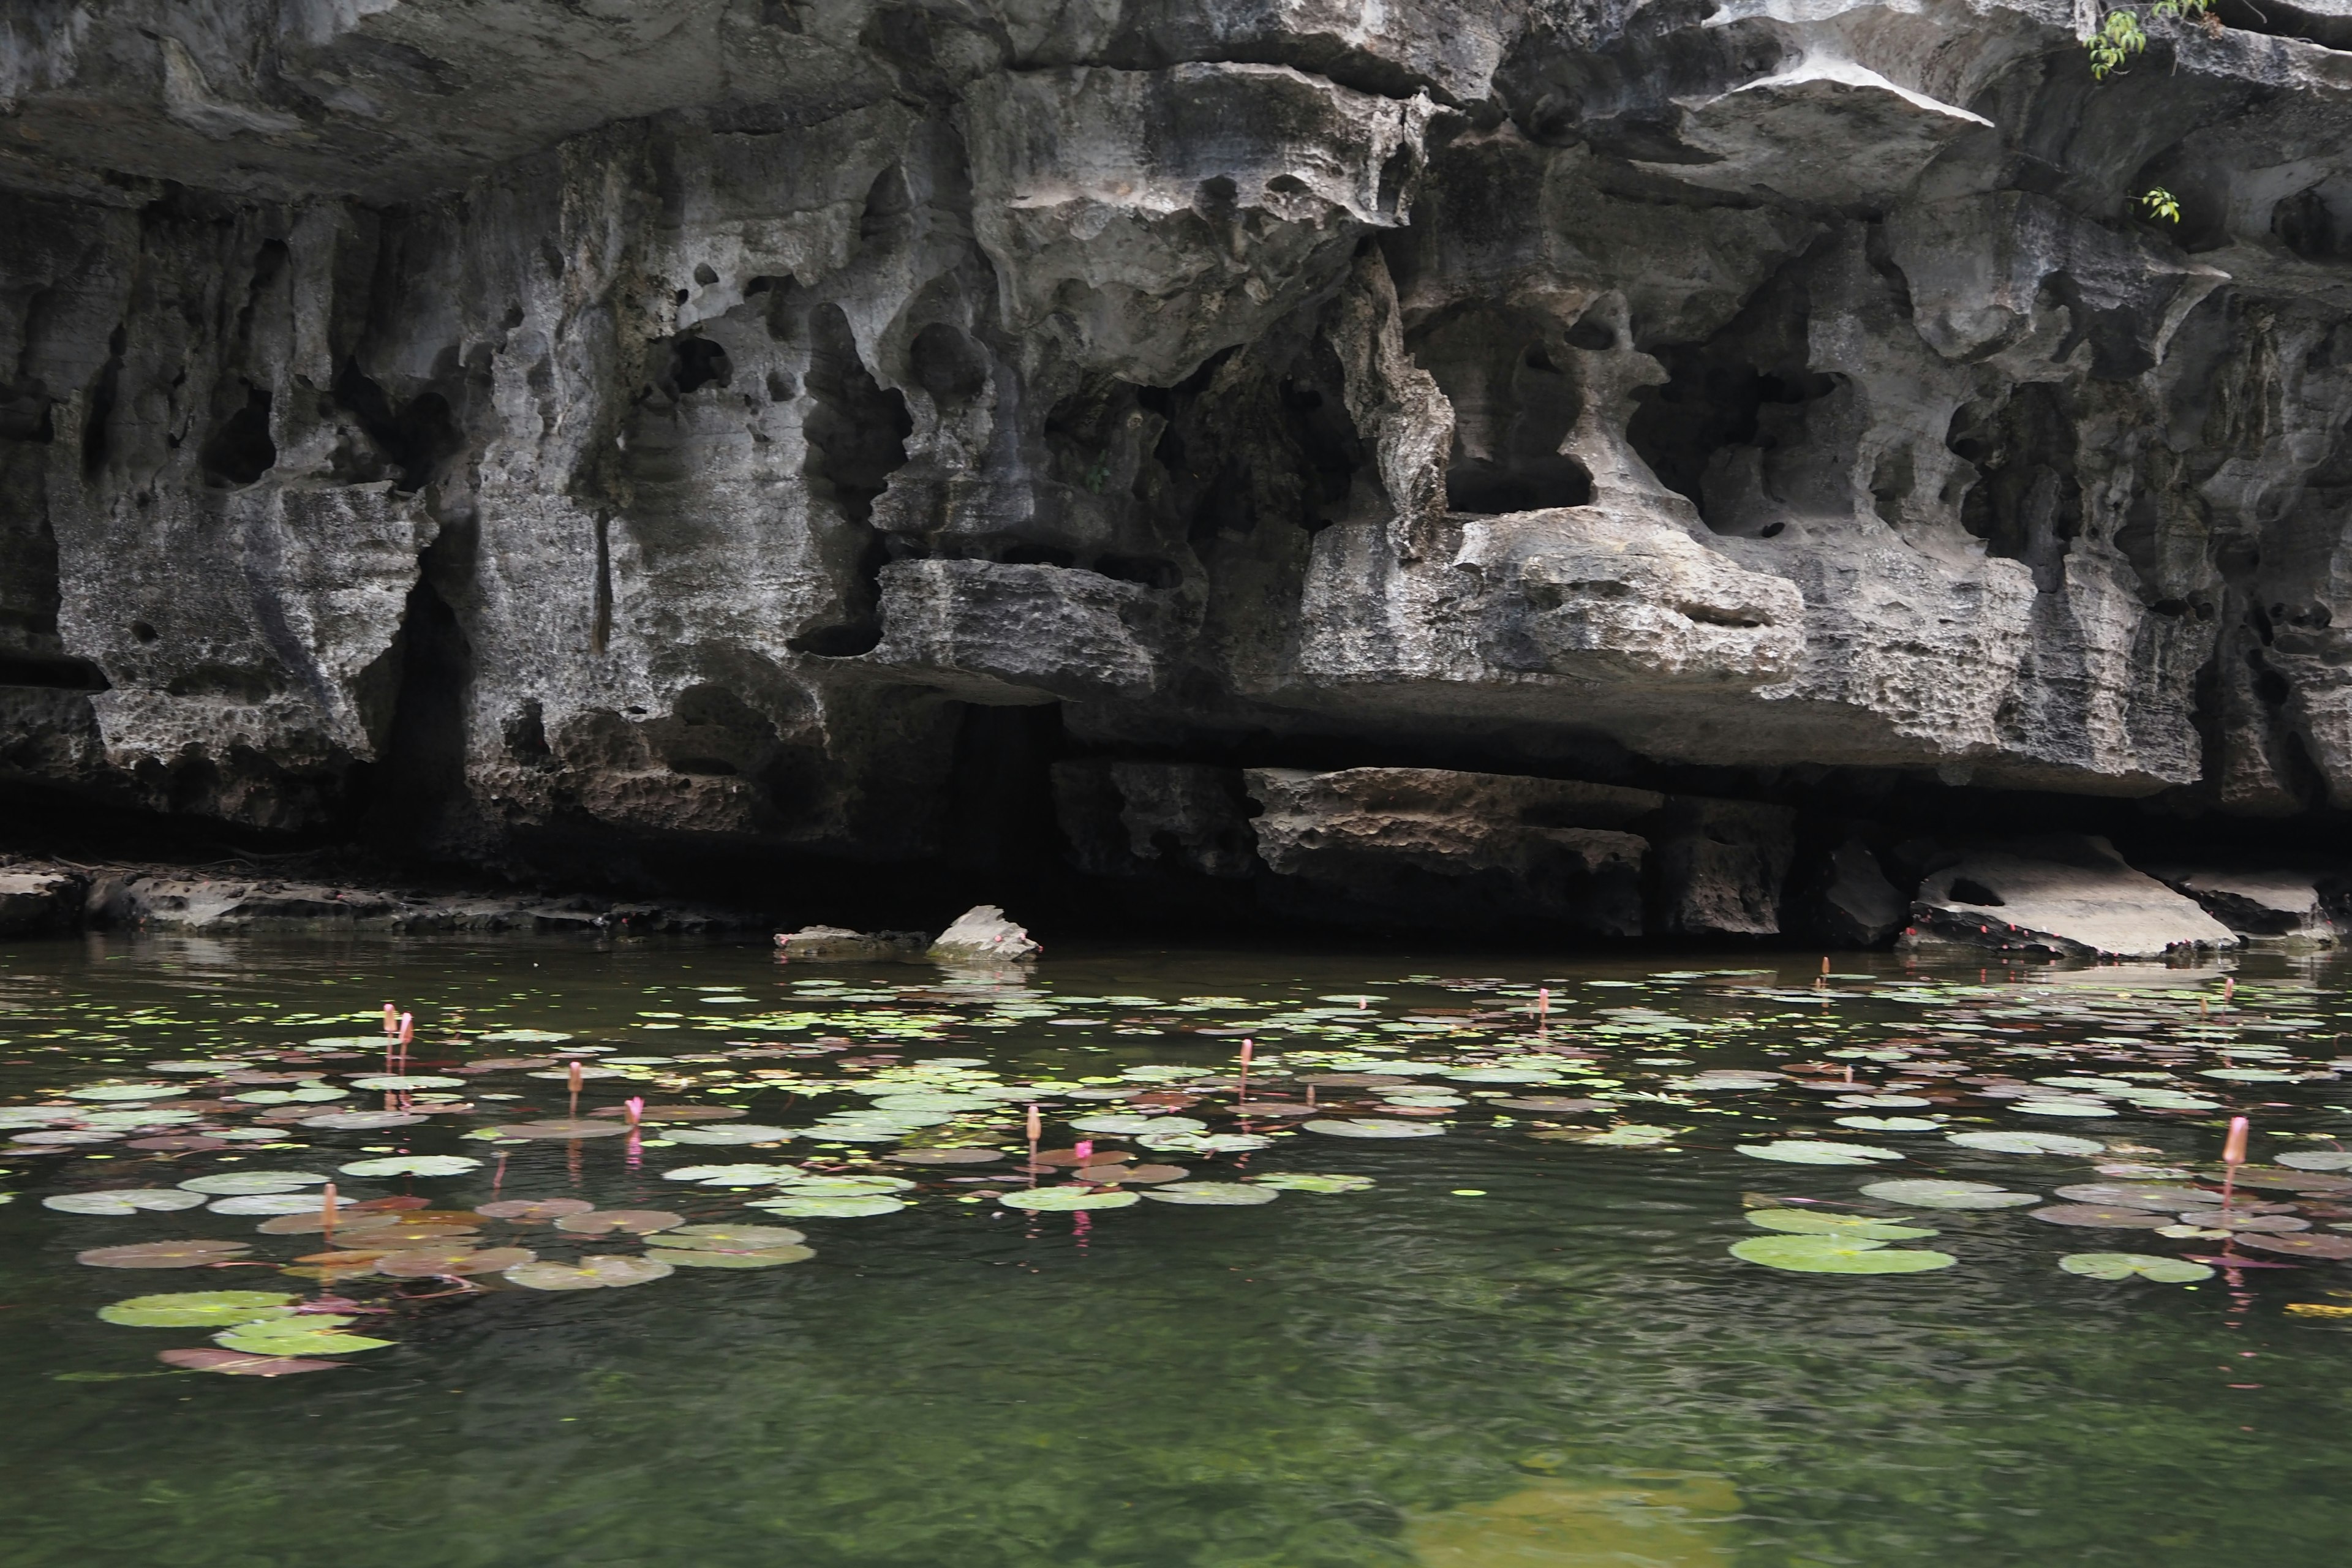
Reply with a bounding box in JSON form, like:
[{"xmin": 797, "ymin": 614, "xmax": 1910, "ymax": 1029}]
[
  {"xmin": 660, "ymin": 1125, "xmax": 797, "ymax": 1146},
  {"xmin": 1569, "ymin": 1125, "xmax": 1681, "ymax": 1148},
  {"xmin": 889, "ymin": 1148, "xmax": 1004, "ymax": 1165},
  {"xmin": 1737, "ymin": 1141, "xmax": 1903, "ymax": 1166},
  {"xmin": 337, "ymin": 1155, "xmax": 482, "ymax": 1178},
  {"xmin": 1729, "ymin": 1234, "xmax": 1955, "ymax": 1274},
  {"xmin": 347, "ymin": 1075, "xmax": 467, "ymax": 1090},
  {"xmin": 662, "ymin": 1163, "xmax": 802, "ymax": 1186},
  {"xmin": 1140, "ymin": 1131, "xmax": 1275, "ymax": 1153},
  {"xmin": 503, "ymin": 1256, "xmax": 674, "ymax": 1290},
  {"xmin": 1746, "ymin": 1208, "xmax": 1937, "ymax": 1240},
  {"xmin": 1068, "ymin": 1115, "xmax": 1206, "ymax": 1136},
  {"xmin": 647, "ymin": 1245, "xmax": 814, "ymax": 1268},
  {"xmin": 301, "ymin": 1112, "xmax": 428, "ymax": 1130},
  {"xmin": 2029, "ymin": 1205, "xmax": 2176, "ymax": 1229},
  {"xmin": 2235, "ymin": 1231, "xmax": 2352, "ymax": 1259},
  {"xmin": 658, "ymin": 1224, "xmax": 809, "ymax": 1250},
  {"xmin": 748, "ymin": 1195, "xmax": 908, "ymax": 1218},
  {"xmin": 1861, "ymin": 1179, "xmax": 2039, "ymax": 1210},
  {"xmin": 553, "ymin": 1210, "xmax": 682, "ymax": 1235},
  {"xmin": 1946, "ymin": 1131, "xmax": 2105, "ymax": 1156},
  {"xmin": 209, "ymin": 1194, "xmax": 336, "ymax": 1216},
  {"xmin": 1834, "ymin": 1116, "xmax": 1943, "ymax": 1132},
  {"xmin": 2059, "ymin": 1253, "xmax": 2214, "ymax": 1283},
  {"xmin": 998, "ymin": 1188, "xmax": 1140, "ymax": 1212},
  {"xmin": 473, "ymin": 1198, "xmax": 595, "ymax": 1221},
  {"xmin": 67, "ymin": 1084, "xmax": 187, "ymax": 1102},
  {"xmin": 99, "ymin": 1291, "xmax": 299, "ymax": 1328},
  {"xmin": 2013, "ymin": 1100, "xmax": 2117, "ymax": 1118},
  {"xmin": 78, "ymin": 1239, "xmax": 251, "ymax": 1269},
  {"xmin": 488, "ymin": 1120, "xmax": 631, "ymax": 1140},
  {"xmin": 1248, "ymin": 1172, "xmax": 1374, "ymax": 1193},
  {"xmin": 214, "ymin": 1321, "xmax": 394, "ymax": 1355},
  {"xmin": 1304, "ymin": 1118, "xmax": 1444, "ymax": 1139},
  {"xmin": 178, "ymin": 1172, "xmax": 332, "ymax": 1196},
  {"xmin": 376, "ymin": 1246, "xmax": 536, "ymax": 1278},
  {"xmin": 159, "ymin": 1348, "xmax": 344, "ymax": 1377},
  {"xmin": 44, "ymin": 1189, "xmax": 206, "ymax": 1215},
  {"xmin": 2278, "ymin": 1151, "xmax": 2352, "ymax": 1172},
  {"xmin": 1142, "ymin": 1182, "xmax": 1280, "ymax": 1207},
  {"xmin": 477, "ymin": 1030, "xmax": 574, "ymax": 1043}
]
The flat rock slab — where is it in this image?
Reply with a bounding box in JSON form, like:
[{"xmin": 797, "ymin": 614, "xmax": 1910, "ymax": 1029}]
[
  {"xmin": 1909, "ymin": 840, "xmax": 2238, "ymax": 959},
  {"xmin": 2147, "ymin": 867, "xmax": 2339, "ymax": 941}
]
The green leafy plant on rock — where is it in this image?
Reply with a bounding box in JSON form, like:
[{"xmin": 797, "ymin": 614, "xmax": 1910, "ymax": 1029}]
[{"xmin": 2085, "ymin": 0, "xmax": 2223, "ymax": 80}]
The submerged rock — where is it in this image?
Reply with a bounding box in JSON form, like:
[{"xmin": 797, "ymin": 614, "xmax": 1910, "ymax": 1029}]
[
  {"xmin": 2147, "ymin": 869, "xmax": 2343, "ymax": 945},
  {"xmin": 1907, "ymin": 839, "xmax": 2239, "ymax": 960},
  {"xmin": 928, "ymin": 906, "xmax": 1042, "ymax": 962},
  {"xmin": 0, "ymin": 872, "xmax": 86, "ymax": 937},
  {"xmin": 774, "ymin": 926, "xmax": 929, "ymax": 961}
]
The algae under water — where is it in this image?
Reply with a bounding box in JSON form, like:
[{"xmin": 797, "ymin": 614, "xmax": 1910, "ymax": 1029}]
[{"xmin": 1, "ymin": 934, "xmax": 2350, "ymax": 1566}]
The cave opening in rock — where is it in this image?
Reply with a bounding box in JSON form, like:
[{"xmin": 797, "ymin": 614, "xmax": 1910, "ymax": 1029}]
[
  {"xmin": 1410, "ymin": 309, "xmax": 1593, "ymax": 514},
  {"xmin": 198, "ymin": 384, "xmax": 277, "ymax": 488},
  {"xmin": 333, "ymin": 363, "xmax": 464, "ymax": 492},
  {"xmin": 1946, "ymin": 383, "xmax": 2082, "ymax": 591}
]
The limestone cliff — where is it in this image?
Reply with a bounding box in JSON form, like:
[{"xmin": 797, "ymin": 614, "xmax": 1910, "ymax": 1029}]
[{"xmin": 6, "ymin": 0, "xmax": 2352, "ymax": 941}]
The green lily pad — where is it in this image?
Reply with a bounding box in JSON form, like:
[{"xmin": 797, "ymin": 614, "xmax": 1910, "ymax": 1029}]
[
  {"xmin": 178, "ymin": 1172, "xmax": 331, "ymax": 1196},
  {"xmin": 214, "ymin": 1322, "xmax": 394, "ymax": 1355},
  {"xmin": 1572, "ymin": 1125, "xmax": 1681, "ymax": 1147},
  {"xmin": 347, "ymin": 1075, "xmax": 467, "ymax": 1091},
  {"xmin": 1861, "ymin": 1179, "xmax": 2040, "ymax": 1210},
  {"xmin": 646, "ymin": 1245, "xmax": 815, "ymax": 1268},
  {"xmin": 67, "ymin": 1085, "xmax": 187, "ymax": 1102},
  {"xmin": 2059, "ymin": 1252, "xmax": 2214, "ymax": 1283},
  {"xmin": 1737, "ymin": 1141, "xmax": 1904, "ymax": 1166},
  {"xmin": 77, "ymin": 1238, "xmax": 251, "ymax": 1268},
  {"xmin": 477, "ymin": 1030, "xmax": 574, "ymax": 1043},
  {"xmin": 1746, "ymin": 1208, "xmax": 1937, "ymax": 1240},
  {"xmin": 1140, "ymin": 1131, "xmax": 1275, "ymax": 1153},
  {"xmin": 748, "ymin": 1195, "xmax": 909, "ymax": 1218},
  {"xmin": 662, "ymin": 1125, "xmax": 797, "ymax": 1145},
  {"xmin": 1945, "ymin": 1131, "xmax": 2105, "ymax": 1156},
  {"xmin": 1248, "ymin": 1173, "xmax": 1374, "ymax": 1193},
  {"xmin": 303, "ymin": 1112, "xmax": 428, "ymax": 1130},
  {"xmin": 503, "ymin": 1256, "xmax": 674, "ymax": 1290},
  {"xmin": 1833, "ymin": 1116, "xmax": 1942, "ymax": 1132},
  {"xmin": 44, "ymin": 1189, "xmax": 207, "ymax": 1215},
  {"xmin": 1304, "ymin": 1118, "xmax": 1444, "ymax": 1139},
  {"xmin": 1729, "ymin": 1233, "xmax": 1956, "ymax": 1274},
  {"xmin": 658, "ymin": 1224, "xmax": 809, "ymax": 1250},
  {"xmin": 998, "ymin": 1188, "xmax": 1140, "ymax": 1212},
  {"xmin": 208, "ymin": 1194, "xmax": 334, "ymax": 1216},
  {"xmin": 1142, "ymin": 1182, "xmax": 1279, "ymax": 1206},
  {"xmin": 1068, "ymin": 1115, "xmax": 1206, "ymax": 1136},
  {"xmin": 2278, "ymin": 1151, "xmax": 2352, "ymax": 1172},
  {"xmin": 99, "ymin": 1291, "xmax": 300, "ymax": 1328},
  {"xmin": 337, "ymin": 1155, "xmax": 483, "ymax": 1178},
  {"xmin": 662, "ymin": 1164, "xmax": 802, "ymax": 1186},
  {"xmin": 2013, "ymin": 1100, "xmax": 2117, "ymax": 1117}
]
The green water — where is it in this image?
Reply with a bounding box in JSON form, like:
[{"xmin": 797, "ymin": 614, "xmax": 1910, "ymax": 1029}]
[{"xmin": 1, "ymin": 934, "xmax": 2349, "ymax": 1567}]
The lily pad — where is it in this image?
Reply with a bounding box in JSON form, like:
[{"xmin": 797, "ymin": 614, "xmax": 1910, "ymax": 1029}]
[
  {"xmin": 488, "ymin": 1120, "xmax": 631, "ymax": 1140},
  {"xmin": 1140, "ymin": 1131, "xmax": 1275, "ymax": 1153},
  {"xmin": 158, "ymin": 1348, "xmax": 344, "ymax": 1377},
  {"xmin": 1737, "ymin": 1141, "xmax": 1904, "ymax": 1166},
  {"xmin": 209, "ymin": 1194, "xmax": 337, "ymax": 1216},
  {"xmin": 1729, "ymin": 1233, "xmax": 1956, "ymax": 1274},
  {"xmin": 1142, "ymin": 1182, "xmax": 1279, "ymax": 1206},
  {"xmin": 1746, "ymin": 1208, "xmax": 1937, "ymax": 1240},
  {"xmin": 2059, "ymin": 1253, "xmax": 2215, "ymax": 1283},
  {"xmin": 2052, "ymin": 1183, "xmax": 2211, "ymax": 1212},
  {"xmin": 1946, "ymin": 1130, "xmax": 2105, "ymax": 1156},
  {"xmin": 178, "ymin": 1172, "xmax": 332, "ymax": 1196},
  {"xmin": 552, "ymin": 1210, "xmax": 682, "ymax": 1235},
  {"xmin": 998, "ymin": 1188, "xmax": 1140, "ymax": 1212},
  {"xmin": 347, "ymin": 1075, "xmax": 467, "ymax": 1090},
  {"xmin": 44, "ymin": 1189, "xmax": 207, "ymax": 1215},
  {"xmin": 376, "ymin": 1246, "xmax": 537, "ymax": 1278},
  {"xmin": 658, "ymin": 1224, "xmax": 809, "ymax": 1250},
  {"xmin": 477, "ymin": 1030, "xmax": 575, "ymax": 1043},
  {"xmin": 1861, "ymin": 1179, "xmax": 2040, "ymax": 1210},
  {"xmin": 1068, "ymin": 1115, "xmax": 1206, "ymax": 1136},
  {"xmin": 214, "ymin": 1321, "xmax": 394, "ymax": 1355},
  {"xmin": 99, "ymin": 1291, "xmax": 300, "ymax": 1328},
  {"xmin": 67, "ymin": 1085, "xmax": 187, "ymax": 1102},
  {"xmin": 474, "ymin": 1198, "xmax": 594, "ymax": 1221},
  {"xmin": 662, "ymin": 1163, "xmax": 802, "ymax": 1186},
  {"xmin": 646, "ymin": 1245, "xmax": 815, "ymax": 1268},
  {"xmin": 1572, "ymin": 1125, "xmax": 1682, "ymax": 1148},
  {"xmin": 503, "ymin": 1255, "xmax": 674, "ymax": 1290},
  {"xmin": 889, "ymin": 1148, "xmax": 1004, "ymax": 1166},
  {"xmin": 2278, "ymin": 1151, "xmax": 2352, "ymax": 1172},
  {"xmin": 301, "ymin": 1112, "xmax": 429, "ymax": 1130},
  {"xmin": 748, "ymin": 1194, "xmax": 909, "ymax": 1219},
  {"xmin": 78, "ymin": 1239, "xmax": 252, "ymax": 1268},
  {"xmin": 1248, "ymin": 1172, "xmax": 1374, "ymax": 1194},
  {"xmin": 1834, "ymin": 1116, "xmax": 1943, "ymax": 1132},
  {"xmin": 1303, "ymin": 1118, "xmax": 1444, "ymax": 1139},
  {"xmin": 337, "ymin": 1155, "xmax": 483, "ymax": 1178},
  {"xmin": 2237, "ymin": 1231, "xmax": 2352, "ymax": 1259},
  {"xmin": 2013, "ymin": 1100, "xmax": 2117, "ymax": 1117},
  {"xmin": 2029, "ymin": 1204, "xmax": 2176, "ymax": 1229},
  {"xmin": 660, "ymin": 1125, "xmax": 797, "ymax": 1146}
]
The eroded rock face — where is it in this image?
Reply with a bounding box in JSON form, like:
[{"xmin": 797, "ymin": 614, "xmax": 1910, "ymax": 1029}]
[
  {"xmin": 6, "ymin": 1, "xmax": 2352, "ymax": 927},
  {"xmin": 1909, "ymin": 838, "xmax": 2241, "ymax": 959}
]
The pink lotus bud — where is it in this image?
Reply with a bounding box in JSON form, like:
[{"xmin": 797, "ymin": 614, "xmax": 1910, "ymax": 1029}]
[{"xmin": 2224, "ymin": 1115, "xmax": 2250, "ymax": 1166}]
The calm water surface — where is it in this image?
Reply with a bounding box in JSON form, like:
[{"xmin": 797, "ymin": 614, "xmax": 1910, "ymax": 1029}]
[{"xmin": 1, "ymin": 933, "xmax": 2348, "ymax": 1567}]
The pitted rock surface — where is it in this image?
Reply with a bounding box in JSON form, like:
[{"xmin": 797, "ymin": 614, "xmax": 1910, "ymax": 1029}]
[{"xmin": 6, "ymin": 2, "xmax": 2352, "ymax": 937}]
